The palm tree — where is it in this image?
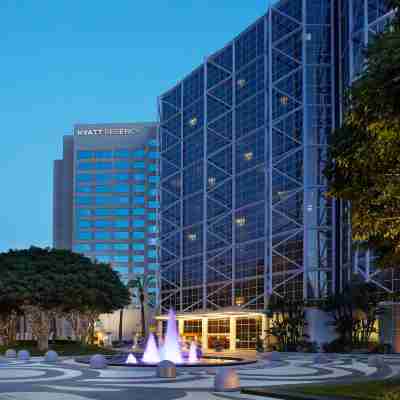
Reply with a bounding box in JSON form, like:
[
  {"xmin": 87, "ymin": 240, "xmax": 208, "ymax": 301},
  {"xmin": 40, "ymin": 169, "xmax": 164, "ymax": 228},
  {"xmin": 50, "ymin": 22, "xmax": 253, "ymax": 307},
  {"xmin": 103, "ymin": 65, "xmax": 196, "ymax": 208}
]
[{"xmin": 127, "ymin": 276, "xmax": 156, "ymax": 340}]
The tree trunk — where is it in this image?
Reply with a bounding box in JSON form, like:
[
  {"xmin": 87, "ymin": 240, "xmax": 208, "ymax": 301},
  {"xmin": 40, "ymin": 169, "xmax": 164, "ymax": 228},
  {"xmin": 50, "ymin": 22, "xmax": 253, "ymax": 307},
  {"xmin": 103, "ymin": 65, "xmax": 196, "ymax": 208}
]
[
  {"xmin": 118, "ymin": 309, "xmax": 124, "ymax": 342},
  {"xmin": 38, "ymin": 334, "xmax": 49, "ymax": 351},
  {"xmin": 140, "ymin": 294, "xmax": 146, "ymax": 339}
]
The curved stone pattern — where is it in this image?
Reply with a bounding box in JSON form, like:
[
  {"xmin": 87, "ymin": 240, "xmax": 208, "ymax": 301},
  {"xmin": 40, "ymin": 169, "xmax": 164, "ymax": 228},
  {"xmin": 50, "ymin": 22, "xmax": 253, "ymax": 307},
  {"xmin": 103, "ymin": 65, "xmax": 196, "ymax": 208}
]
[{"xmin": 0, "ymin": 354, "xmax": 398, "ymax": 400}]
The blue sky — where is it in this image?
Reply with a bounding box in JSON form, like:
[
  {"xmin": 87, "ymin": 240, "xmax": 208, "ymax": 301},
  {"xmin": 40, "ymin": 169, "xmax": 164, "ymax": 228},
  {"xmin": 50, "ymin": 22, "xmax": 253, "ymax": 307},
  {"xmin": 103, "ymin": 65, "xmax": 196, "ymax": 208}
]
[{"xmin": 0, "ymin": 1, "xmax": 270, "ymax": 251}]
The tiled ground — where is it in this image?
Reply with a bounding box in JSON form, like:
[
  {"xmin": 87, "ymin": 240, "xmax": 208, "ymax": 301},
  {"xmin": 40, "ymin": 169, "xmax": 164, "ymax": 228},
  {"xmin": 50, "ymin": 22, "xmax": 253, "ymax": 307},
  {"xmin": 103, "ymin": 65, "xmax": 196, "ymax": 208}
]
[{"xmin": 0, "ymin": 353, "xmax": 399, "ymax": 400}]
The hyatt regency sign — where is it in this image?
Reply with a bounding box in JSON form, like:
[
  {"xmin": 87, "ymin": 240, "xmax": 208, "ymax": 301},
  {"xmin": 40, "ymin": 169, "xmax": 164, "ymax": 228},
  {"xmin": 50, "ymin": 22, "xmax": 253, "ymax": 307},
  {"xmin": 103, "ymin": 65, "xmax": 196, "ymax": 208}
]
[{"xmin": 76, "ymin": 127, "xmax": 140, "ymax": 136}]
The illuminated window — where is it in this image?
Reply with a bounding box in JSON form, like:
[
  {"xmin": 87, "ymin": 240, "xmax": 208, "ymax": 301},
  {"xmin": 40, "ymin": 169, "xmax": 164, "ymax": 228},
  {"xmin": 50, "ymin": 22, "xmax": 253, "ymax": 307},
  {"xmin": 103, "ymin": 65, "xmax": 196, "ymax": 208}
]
[
  {"xmin": 237, "ymin": 79, "xmax": 246, "ymax": 88},
  {"xmin": 188, "ymin": 117, "xmax": 198, "ymax": 127},
  {"xmin": 280, "ymin": 95, "xmax": 289, "ymax": 105},
  {"xmin": 235, "ymin": 217, "xmax": 246, "ymax": 226},
  {"xmin": 244, "ymin": 151, "xmax": 253, "ymax": 161}
]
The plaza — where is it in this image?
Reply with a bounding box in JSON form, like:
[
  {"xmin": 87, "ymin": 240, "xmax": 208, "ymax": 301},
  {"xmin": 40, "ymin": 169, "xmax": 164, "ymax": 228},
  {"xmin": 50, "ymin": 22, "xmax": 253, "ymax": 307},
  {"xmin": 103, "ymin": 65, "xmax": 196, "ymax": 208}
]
[{"xmin": 0, "ymin": 352, "xmax": 399, "ymax": 399}]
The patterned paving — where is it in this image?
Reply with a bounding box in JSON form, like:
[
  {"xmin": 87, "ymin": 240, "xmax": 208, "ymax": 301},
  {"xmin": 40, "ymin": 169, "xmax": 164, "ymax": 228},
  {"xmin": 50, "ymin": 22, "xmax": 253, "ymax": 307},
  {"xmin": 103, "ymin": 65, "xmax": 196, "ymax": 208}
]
[{"xmin": 0, "ymin": 353, "xmax": 399, "ymax": 400}]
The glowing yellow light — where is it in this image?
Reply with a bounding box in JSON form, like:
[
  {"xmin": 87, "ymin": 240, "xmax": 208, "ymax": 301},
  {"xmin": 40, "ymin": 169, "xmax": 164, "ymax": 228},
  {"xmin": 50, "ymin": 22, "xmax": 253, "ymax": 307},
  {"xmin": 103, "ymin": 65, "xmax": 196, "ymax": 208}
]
[
  {"xmin": 187, "ymin": 233, "xmax": 197, "ymax": 241},
  {"xmin": 237, "ymin": 79, "xmax": 246, "ymax": 88},
  {"xmin": 189, "ymin": 117, "xmax": 198, "ymax": 127},
  {"xmin": 235, "ymin": 217, "xmax": 246, "ymax": 226},
  {"xmin": 244, "ymin": 151, "xmax": 253, "ymax": 161}
]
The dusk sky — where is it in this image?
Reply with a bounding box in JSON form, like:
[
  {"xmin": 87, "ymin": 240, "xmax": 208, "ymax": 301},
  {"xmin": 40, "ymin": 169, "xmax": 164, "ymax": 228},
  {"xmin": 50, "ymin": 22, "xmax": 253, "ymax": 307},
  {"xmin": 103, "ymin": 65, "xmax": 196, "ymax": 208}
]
[{"xmin": 0, "ymin": 1, "xmax": 270, "ymax": 251}]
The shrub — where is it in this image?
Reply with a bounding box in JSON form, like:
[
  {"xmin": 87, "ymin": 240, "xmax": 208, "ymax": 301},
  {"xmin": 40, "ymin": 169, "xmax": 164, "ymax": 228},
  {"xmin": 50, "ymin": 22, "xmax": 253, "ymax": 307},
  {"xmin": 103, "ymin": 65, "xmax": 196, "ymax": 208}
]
[{"xmin": 382, "ymin": 391, "xmax": 400, "ymax": 400}]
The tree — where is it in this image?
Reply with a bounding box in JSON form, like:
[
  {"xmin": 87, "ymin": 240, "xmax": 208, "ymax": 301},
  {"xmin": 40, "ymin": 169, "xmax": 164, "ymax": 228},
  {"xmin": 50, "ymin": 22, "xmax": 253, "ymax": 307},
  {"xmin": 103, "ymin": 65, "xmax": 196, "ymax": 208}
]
[
  {"xmin": 324, "ymin": 1, "xmax": 400, "ymax": 269},
  {"xmin": 127, "ymin": 276, "xmax": 156, "ymax": 340},
  {"xmin": 0, "ymin": 247, "xmax": 130, "ymax": 350},
  {"xmin": 265, "ymin": 296, "xmax": 307, "ymax": 351},
  {"xmin": 323, "ymin": 277, "xmax": 383, "ymax": 347}
]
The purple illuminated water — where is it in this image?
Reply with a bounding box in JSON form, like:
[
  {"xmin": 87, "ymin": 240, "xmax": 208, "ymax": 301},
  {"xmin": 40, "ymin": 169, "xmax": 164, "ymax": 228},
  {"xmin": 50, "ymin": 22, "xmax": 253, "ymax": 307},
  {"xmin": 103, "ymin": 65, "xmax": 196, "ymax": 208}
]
[
  {"xmin": 125, "ymin": 353, "xmax": 137, "ymax": 364},
  {"xmin": 162, "ymin": 309, "xmax": 183, "ymax": 363},
  {"xmin": 142, "ymin": 333, "xmax": 161, "ymax": 364},
  {"xmin": 188, "ymin": 341, "xmax": 199, "ymax": 363}
]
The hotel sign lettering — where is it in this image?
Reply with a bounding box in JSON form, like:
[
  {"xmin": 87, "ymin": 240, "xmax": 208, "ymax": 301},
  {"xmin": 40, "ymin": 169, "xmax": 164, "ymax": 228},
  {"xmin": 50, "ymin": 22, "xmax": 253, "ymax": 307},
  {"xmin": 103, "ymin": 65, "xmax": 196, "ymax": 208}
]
[{"xmin": 76, "ymin": 127, "xmax": 140, "ymax": 136}]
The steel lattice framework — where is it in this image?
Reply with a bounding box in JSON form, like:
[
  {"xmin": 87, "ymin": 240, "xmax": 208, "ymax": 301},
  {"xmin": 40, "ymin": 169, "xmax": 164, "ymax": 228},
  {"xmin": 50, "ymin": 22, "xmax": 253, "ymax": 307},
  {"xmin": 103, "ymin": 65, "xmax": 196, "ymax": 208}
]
[{"xmin": 158, "ymin": 0, "xmax": 339, "ymax": 314}]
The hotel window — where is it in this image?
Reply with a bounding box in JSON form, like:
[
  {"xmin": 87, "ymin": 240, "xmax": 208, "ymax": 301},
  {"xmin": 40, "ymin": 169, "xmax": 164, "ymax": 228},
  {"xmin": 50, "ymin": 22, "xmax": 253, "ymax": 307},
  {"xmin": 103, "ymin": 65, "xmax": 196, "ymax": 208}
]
[
  {"xmin": 96, "ymin": 255, "xmax": 112, "ymax": 262},
  {"xmin": 73, "ymin": 243, "xmax": 91, "ymax": 252},
  {"xmin": 77, "ymin": 220, "xmax": 91, "ymax": 229},
  {"xmin": 94, "ymin": 243, "xmax": 111, "ymax": 251},
  {"xmin": 133, "ymin": 267, "xmax": 145, "ymax": 274},
  {"xmin": 148, "ymin": 201, "xmax": 159, "ymax": 209},
  {"xmin": 134, "ymin": 196, "xmax": 145, "ymax": 205},
  {"xmin": 76, "ymin": 196, "xmax": 92, "ymax": 205},
  {"xmin": 95, "ymin": 162, "xmax": 113, "ymax": 170},
  {"xmin": 148, "ymin": 164, "xmax": 157, "ymax": 172},
  {"xmin": 76, "ymin": 231, "xmax": 92, "ymax": 240},
  {"xmin": 148, "ymin": 213, "xmax": 157, "ymax": 221},
  {"xmin": 96, "ymin": 174, "xmax": 113, "ymax": 183},
  {"xmin": 95, "ymin": 185, "xmax": 112, "ymax": 193},
  {"xmin": 114, "ymin": 173, "xmax": 130, "ymax": 181},
  {"xmin": 134, "ymin": 185, "xmax": 145, "ymax": 193},
  {"xmin": 115, "ymin": 161, "xmax": 130, "ymax": 170},
  {"xmin": 94, "ymin": 220, "xmax": 113, "ymax": 228},
  {"xmin": 148, "ymin": 238, "xmax": 158, "ymax": 246},
  {"xmin": 148, "ymin": 263, "xmax": 159, "ymax": 271},
  {"xmin": 133, "ymin": 255, "xmax": 144, "ymax": 262},
  {"xmin": 114, "ymin": 255, "xmax": 129, "ymax": 263},
  {"xmin": 114, "ymin": 184, "xmax": 130, "ymax": 193},
  {"xmin": 148, "ymin": 188, "xmax": 158, "ymax": 197},
  {"xmin": 76, "ymin": 173, "xmax": 93, "ymax": 182},
  {"xmin": 133, "ymin": 232, "xmax": 145, "ymax": 239},
  {"xmin": 148, "ymin": 152, "xmax": 159, "ymax": 159},
  {"xmin": 133, "ymin": 243, "xmax": 145, "ymax": 250},
  {"xmin": 148, "ymin": 175, "xmax": 159, "ymax": 183},
  {"xmin": 76, "ymin": 186, "xmax": 91, "ymax": 193},
  {"xmin": 148, "ymin": 250, "xmax": 157, "ymax": 259},
  {"xmin": 77, "ymin": 208, "xmax": 91, "ymax": 217},
  {"xmin": 94, "ymin": 231, "xmax": 112, "ymax": 240},
  {"xmin": 115, "ymin": 220, "xmax": 129, "ymax": 228},
  {"xmin": 95, "ymin": 150, "xmax": 112, "ymax": 159},
  {"xmin": 133, "ymin": 220, "xmax": 145, "ymax": 228},
  {"xmin": 148, "ymin": 139, "xmax": 157, "ymax": 147},
  {"xmin": 133, "ymin": 173, "xmax": 145, "ymax": 181},
  {"xmin": 77, "ymin": 150, "xmax": 94, "ymax": 159},
  {"xmin": 94, "ymin": 209, "xmax": 113, "ymax": 216},
  {"xmin": 208, "ymin": 319, "xmax": 230, "ymax": 334},
  {"xmin": 114, "ymin": 231, "xmax": 129, "ymax": 240},
  {"xmin": 114, "ymin": 149, "xmax": 130, "ymax": 158},
  {"xmin": 133, "ymin": 161, "xmax": 145, "ymax": 169},
  {"xmin": 114, "ymin": 243, "xmax": 129, "ymax": 251},
  {"xmin": 133, "ymin": 149, "xmax": 146, "ymax": 158},
  {"xmin": 148, "ymin": 225, "xmax": 158, "ymax": 233},
  {"xmin": 184, "ymin": 320, "xmax": 202, "ymax": 335},
  {"xmin": 115, "ymin": 209, "xmax": 130, "ymax": 216},
  {"xmin": 133, "ymin": 208, "xmax": 145, "ymax": 216}
]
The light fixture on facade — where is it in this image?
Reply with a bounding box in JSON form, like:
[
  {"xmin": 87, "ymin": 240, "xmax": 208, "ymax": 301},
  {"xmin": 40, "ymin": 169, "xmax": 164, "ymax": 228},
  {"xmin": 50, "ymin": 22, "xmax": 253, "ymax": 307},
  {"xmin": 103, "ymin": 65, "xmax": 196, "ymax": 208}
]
[
  {"xmin": 237, "ymin": 79, "xmax": 246, "ymax": 88},
  {"xmin": 244, "ymin": 151, "xmax": 253, "ymax": 161},
  {"xmin": 280, "ymin": 95, "xmax": 289, "ymax": 105},
  {"xmin": 208, "ymin": 176, "xmax": 216, "ymax": 186},
  {"xmin": 187, "ymin": 233, "xmax": 197, "ymax": 241},
  {"xmin": 189, "ymin": 117, "xmax": 198, "ymax": 127},
  {"xmin": 235, "ymin": 296, "xmax": 245, "ymax": 306},
  {"xmin": 235, "ymin": 217, "xmax": 246, "ymax": 227}
]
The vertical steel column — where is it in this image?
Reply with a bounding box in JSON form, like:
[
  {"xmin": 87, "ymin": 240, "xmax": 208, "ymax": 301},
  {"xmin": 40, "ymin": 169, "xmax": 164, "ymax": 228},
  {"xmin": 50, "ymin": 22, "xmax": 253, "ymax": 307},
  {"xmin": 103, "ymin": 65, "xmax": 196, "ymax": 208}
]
[
  {"xmin": 349, "ymin": 0, "xmax": 355, "ymax": 82},
  {"xmin": 180, "ymin": 84, "xmax": 184, "ymax": 312},
  {"xmin": 231, "ymin": 42, "xmax": 237, "ymax": 307},
  {"xmin": 203, "ymin": 60, "xmax": 208, "ymax": 310},
  {"xmin": 302, "ymin": 0, "xmax": 309, "ymax": 300}
]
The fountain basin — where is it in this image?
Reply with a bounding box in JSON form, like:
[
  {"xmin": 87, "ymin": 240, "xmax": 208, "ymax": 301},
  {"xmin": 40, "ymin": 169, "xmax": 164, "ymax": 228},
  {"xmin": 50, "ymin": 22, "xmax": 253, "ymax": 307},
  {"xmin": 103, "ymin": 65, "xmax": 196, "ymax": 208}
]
[{"xmin": 75, "ymin": 353, "xmax": 256, "ymax": 368}]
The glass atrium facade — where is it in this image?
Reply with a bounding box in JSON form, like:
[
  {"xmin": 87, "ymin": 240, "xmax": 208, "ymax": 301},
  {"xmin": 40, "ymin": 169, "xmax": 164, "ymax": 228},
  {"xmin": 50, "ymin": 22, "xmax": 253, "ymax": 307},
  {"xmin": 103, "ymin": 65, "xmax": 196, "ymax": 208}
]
[
  {"xmin": 159, "ymin": 0, "xmax": 397, "ymax": 317},
  {"xmin": 54, "ymin": 123, "xmax": 159, "ymax": 306}
]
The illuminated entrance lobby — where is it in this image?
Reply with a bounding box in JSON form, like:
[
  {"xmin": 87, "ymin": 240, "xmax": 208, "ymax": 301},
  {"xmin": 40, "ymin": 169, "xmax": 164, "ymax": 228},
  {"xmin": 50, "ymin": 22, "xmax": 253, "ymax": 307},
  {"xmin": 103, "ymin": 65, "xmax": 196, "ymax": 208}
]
[{"xmin": 156, "ymin": 308, "xmax": 267, "ymax": 352}]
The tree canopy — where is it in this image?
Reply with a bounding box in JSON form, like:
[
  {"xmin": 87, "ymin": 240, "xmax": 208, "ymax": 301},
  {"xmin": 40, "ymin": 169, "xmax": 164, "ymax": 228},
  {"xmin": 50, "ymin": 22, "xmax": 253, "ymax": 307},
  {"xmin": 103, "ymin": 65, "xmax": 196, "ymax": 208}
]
[
  {"xmin": 325, "ymin": 1, "xmax": 400, "ymax": 268},
  {"xmin": 0, "ymin": 247, "xmax": 130, "ymax": 348}
]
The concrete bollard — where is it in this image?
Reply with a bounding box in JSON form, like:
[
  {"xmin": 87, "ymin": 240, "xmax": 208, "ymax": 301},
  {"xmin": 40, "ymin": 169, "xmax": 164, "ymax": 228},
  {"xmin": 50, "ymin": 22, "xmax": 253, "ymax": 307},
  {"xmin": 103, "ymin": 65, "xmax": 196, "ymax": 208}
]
[
  {"xmin": 5, "ymin": 349, "xmax": 17, "ymax": 359},
  {"xmin": 89, "ymin": 354, "xmax": 108, "ymax": 369},
  {"xmin": 157, "ymin": 360, "xmax": 176, "ymax": 378},
  {"xmin": 214, "ymin": 368, "xmax": 240, "ymax": 392},
  {"xmin": 17, "ymin": 350, "xmax": 30, "ymax": 361},
  {"xmin": 44, "ymin": 350, "xmax": 59, "ymax": 362}
]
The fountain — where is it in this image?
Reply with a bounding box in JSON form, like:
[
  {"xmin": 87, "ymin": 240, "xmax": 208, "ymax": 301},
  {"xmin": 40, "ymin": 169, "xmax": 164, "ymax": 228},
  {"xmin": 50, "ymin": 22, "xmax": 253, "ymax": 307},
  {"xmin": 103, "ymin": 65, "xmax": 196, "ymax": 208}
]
[
  {"xmin": 77, "ymin": 309, "xmax": 254, "ymax": 367},
  {"xmin": 188, "ymin": 341, "xmax": 199, "ymax": 363},
  {"xmin": 142, "ymin": 333, "xmax": 161, "ymax": 364},
  {"xmin": 162, "ymin": 309, "xmax": 183, "ymax": 363},
  {"xmin": 125, "ymin": 353, "xmax": 137, "ymax": 364}
]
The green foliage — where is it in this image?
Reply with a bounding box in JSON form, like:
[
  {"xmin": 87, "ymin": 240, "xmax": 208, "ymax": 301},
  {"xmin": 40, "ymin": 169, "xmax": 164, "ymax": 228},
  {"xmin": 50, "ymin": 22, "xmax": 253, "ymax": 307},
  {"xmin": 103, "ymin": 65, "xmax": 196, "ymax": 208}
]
[
  {"xmin": 382, "ymin": 391, "xmax": 400, "ymax": 400},
  {"xmin": 0, "ymin": 247, "xmax": 130, "ymax": 347},
  {"xmin": 323, "ymin": 276, "xmax": 383, "ymax": 347},
  {"xmin": 265, "ymin": 296, "xmax": 306, "ymax": 351},
  {"xmin": 325, "ymin": 1, "xmax": 400, "ymax": 268}
]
